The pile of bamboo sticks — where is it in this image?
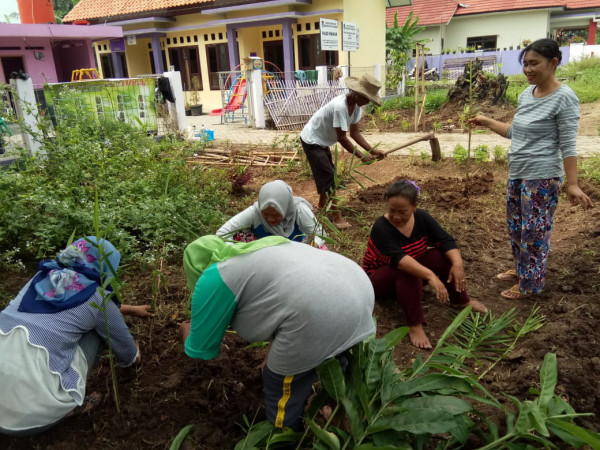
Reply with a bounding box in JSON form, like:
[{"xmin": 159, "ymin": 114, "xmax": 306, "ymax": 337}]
[{"xmin": 188, "ymin": 147, "xmax": 300, "ymax": 166}]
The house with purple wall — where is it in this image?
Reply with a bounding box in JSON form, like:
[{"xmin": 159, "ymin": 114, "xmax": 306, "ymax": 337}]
[{"xmin": 0, "ymin": 23, "xmax": 123, "ymax": 89}]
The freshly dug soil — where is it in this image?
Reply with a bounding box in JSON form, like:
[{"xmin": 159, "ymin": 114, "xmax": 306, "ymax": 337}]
[{"xmin": 3, "ymin": 157, "xmax": 600, "ymax": 449}]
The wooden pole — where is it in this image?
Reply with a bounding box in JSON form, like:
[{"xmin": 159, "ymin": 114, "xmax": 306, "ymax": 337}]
[
  {"xmin": 420, "ymin": 45, "xmax": 426, "ymax": 130},
  {"xmin": 413, "ymin": 44, "xmax": 419, "ymax": 132}
]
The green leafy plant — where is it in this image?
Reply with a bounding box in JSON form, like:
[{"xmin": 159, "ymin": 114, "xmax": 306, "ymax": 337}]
[
  {"xmin": 0, "ymin": 105, "xmax": 230, "ymax": 265},
  {"xmin": 474, "ymin": 144, "xmax": 490, "ymax": 162},
  {"xmin": 169, "ymin": 424, "xmax": 195, "ymax": 450},
  {"xmin": 453, "ymin": 143, "xmax": 468, "ymax": 164},
  {"xmin": 385, "ymin": 11, "xmax": 426, "ymax": 90},
  {"xmin": 88, "ymin": 191, "xmax": 124, "ymax": 412},
  {"xmin": 493, "ymin": 144, "xmax": 508, "ymax": 163},
  {"xmin": 237, "ymin": 307, "xmax": 599, "ymax": 449}
]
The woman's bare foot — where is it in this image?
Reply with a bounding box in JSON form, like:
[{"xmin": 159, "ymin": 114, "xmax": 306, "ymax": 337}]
[
  {"xmin": 333, "ymin": 219, "xmax": 351, "ymax": 230},
  {"xmin": 409, "ymin": 325, "xmax": 432, "ymax": 349},
  {"xmin": 468, "ymin": 299, "xmax": 488, "ymax": 313}
]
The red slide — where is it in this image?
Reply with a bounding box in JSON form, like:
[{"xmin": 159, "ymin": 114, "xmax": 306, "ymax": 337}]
[{"xmin": 209, "ymin": 78, "xmax": 247, "ymax": 116}]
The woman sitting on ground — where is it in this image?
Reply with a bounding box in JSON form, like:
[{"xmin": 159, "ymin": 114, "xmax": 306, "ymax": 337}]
[
  {"xmin": 362, "ymin": 180, "xmax": 488, "ymax": 349},
  {"xmin": 217, "ymin": 179, "xmax": 327, "ymax": 248},
  {"xmin": 0, "ymin": 237, "xmax": 152, "ymax": 436}
]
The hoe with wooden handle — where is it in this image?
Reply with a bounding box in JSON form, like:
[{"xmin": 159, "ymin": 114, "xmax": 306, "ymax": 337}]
[{"xmin": 381, "ymin": 132, "xmax": 442, "ymax": 161}]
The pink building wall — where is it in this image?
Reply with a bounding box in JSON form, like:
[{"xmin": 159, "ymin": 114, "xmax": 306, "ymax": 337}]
[
  {"xmin": 0, "ymin": 37, "xmax": 58, "ymax": 88},
  {"xmin": 0, "ymin": 23, "xmax": 122, "ymax": 89}
]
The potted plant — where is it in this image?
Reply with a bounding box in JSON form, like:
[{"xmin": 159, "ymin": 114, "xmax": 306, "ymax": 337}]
[
  {"xmin": 188, "ymin": 77, "xmax": 203, "ymax": 116},
  {"xmin": 185, "ymin": 103, "xmax": 192, "ymax": 116}
]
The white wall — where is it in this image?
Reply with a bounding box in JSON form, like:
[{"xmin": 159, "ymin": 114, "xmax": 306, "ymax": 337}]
[
  {"xmin": 421, "ymin": 9, "xmax": 549, "ymax": 52},
  {"xmin": 569, "ymin": 43, "xmax": 600, "ymax": 61}
]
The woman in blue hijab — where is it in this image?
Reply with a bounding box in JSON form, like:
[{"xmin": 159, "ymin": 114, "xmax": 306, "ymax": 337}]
[{"xmin": 0, "ymin": 237, "xmax": 151, "ymax": 436}]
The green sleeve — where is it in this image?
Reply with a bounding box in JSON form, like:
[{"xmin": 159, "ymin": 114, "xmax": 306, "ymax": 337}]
[{"xmin": 184, "ymin": 263, "xmax": 237, "ymax": 359}]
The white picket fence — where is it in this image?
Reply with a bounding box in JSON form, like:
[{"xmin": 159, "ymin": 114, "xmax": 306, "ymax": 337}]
[{"xmin": 263, "ymin": 79, "xmax": 347, "ymax": 131}]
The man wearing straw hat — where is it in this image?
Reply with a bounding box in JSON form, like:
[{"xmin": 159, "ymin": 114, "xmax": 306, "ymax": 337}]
[{"xmin": 300, "ymin": 74, "xmax": 385, "ymax": 229}]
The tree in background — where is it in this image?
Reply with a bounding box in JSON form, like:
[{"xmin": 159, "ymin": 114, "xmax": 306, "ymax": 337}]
[
  {"xmin": 1, "ymin": 12, "xmax": 20, "ymax": 23},
  {"xmin": 53, "ymin": 0, "xmax": 80, "ymax": 23},
  {"xmin": 386, "ymin": 11, "xmax": 425, "ymax": 91}
]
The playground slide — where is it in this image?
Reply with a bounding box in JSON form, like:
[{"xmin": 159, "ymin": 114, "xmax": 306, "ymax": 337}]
[{"xmin": 209, "ymin": 78, "xmax": 247, "ymax": 116}]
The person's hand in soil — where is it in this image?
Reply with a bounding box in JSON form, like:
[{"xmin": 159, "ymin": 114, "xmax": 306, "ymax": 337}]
[
  {"xmin": 427, "ymin": 275, "xmax": 449, "ymax": 303},
  {"xmin": 120, "ymin": 304, "xmax": 156, "ymax": 318},
  {"xmin": 447, "ymin": 264, "xmax": 467, "ymax": 292},
  {"xmin": 179, "ymin": 321, "xmax": 191, "ymax": 343},
  {"xmin": 567, "ymin": 184, "xmax": 593, "ymax": 209},
  {"xmin": 360, "ymin": 153, "xmax": 377, "ymax": 163},
  {"xmin": 370, "ymin": 148, "xmax": 386, "ymax": 160}
]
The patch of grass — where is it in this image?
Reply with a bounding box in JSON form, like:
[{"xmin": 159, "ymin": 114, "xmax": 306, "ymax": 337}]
[
  {"xmin": 506, "ymin": 57, "xmax": 600, "ymax": 104},
  {"xmin": 379, "ymin": 88, "xmax": 449, "ymax": 113},
  {"xmin": 580, "ymin": 154, "xmax": 600, "ymax": 184}
]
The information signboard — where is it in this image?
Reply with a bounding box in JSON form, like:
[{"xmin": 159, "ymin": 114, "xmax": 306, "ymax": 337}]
[
  {"xmin": 320, "ymin": 18, "xmax": 339, "ymax": 51},
  {"xmin": 342, "ymin": 22, "xmax": 359, "ymax": 52}
]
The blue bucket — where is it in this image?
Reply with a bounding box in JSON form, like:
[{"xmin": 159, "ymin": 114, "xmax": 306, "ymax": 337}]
[{"xmin": 195, "ymin": 130, "xmax": 215, "ymax": 141}]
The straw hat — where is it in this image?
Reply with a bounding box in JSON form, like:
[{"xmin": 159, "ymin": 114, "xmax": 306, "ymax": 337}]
[{"xmin": 345, "ymin": 74, "xmax": 382, "ymax": 106}]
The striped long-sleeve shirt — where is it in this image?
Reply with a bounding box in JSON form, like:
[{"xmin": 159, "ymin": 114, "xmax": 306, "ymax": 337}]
[
  {"xmin": 362, "ymin": 210, "xmax": 458, "ymax": 275},
  {"xmin": 0, "ymin": 279, "xmax": 138, "ymax": 398},
  {"xmin": 507, "ymin": 84, "xmax": 579, "ymax": 180}
]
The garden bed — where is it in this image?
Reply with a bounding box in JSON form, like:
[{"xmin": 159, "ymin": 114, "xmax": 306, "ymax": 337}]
[{"xmin": 4, "ymin": 156, "xmax": 599, "ymax": 449}]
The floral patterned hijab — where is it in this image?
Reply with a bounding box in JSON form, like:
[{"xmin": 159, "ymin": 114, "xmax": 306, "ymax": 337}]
[{"xmin": 18, "ymin": 237, "xmax": 121, "ymax": 314}]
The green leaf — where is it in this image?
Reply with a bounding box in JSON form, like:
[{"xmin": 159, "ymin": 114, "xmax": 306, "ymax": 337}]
[
  {"xmin": 398, "ymin": 395, "xmax": 472, "ymax": 415},
  {"xmin": 234, "ymin": 421, "xmax": 274, "ymax": 449},
  {"xmin": 369, "ymin": 409, "xmax": 456, "ymax": 435},
  {"xmin": 306, "ymin": 418, "xmax": 341, "ymax": 450},
  {"xmin": 527, "ymin": 401, "xmax": 550, "ymax": 436},
  {"xmin": 169, "ymin": 424, "xmax": 194, "ymax": 450},
  {"xmin": 380, "ymin": 356, "xmax": 398, "ymax": 404},
  {"xmin": 448, "ymin": 413, "xmax": 473, "ymax": 444},
  {"xmin": 434, "ymin": 306, "xmax": 472, "ymax": 349},
  {"xmin": 267, "ymin": 429, "xmax": 303, "ymax": 444},
  {"xmin": 547, "ymin": 418, "xmax": 600, "ymax": 448},
  {"xmin": 384, "ymin": 326, "xmax": 410, "ymax": 350},
  {"xmin": 393, "ymin": 374, "xmax": 472, "ymax": 397},
  {"xmin": 537, "ymin": 353, "xmax": 557, "ymax": 413},
  {"xmin": 364, "ymin": 338, "xmax": 386, "ymax": 392},
  {"xmin": 317, "ymin": 358, "xmax": 346, "ymax": 402},
  {"xmin": 341, "ymin": 392, "xmax": 364, "ymax": 441},
  {"xmin": 355, "ymin": 445, "xmax": 410, "ymax": 450}
]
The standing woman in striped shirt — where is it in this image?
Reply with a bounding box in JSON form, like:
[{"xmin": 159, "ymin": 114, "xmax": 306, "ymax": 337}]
[
  {"xmin": 362, "ymin": 180, "xmax": 488, "ymax": 349},
  {"xmin": 469, "ymin": 38, "xmax": 593, "ymax": 300}
]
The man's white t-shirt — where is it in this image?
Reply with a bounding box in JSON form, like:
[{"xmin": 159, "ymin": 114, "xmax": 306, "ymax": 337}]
[{"xmin": 300, "ymin": 94, "xmax": 363, "ymax": 147}]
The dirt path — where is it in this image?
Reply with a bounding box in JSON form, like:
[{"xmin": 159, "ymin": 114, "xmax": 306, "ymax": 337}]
[{"xmin": 196, "ymin": 99, "xmax": 600, "ymax": 156}]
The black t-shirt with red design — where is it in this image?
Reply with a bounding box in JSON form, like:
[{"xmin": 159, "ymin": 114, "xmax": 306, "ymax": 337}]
[{"xmin": 362, "ymin": 209, "xmax": 458, "ymax": 275}]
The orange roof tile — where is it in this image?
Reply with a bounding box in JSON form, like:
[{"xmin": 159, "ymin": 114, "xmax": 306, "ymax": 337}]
[
  {"xmin": 454, "ymin": 0, "xmax": 567, "ymax": 16},
  {"xmin": 386, "ymin": 0, "xmax": 457, "ymax": 27},
  {"xmin": 564, "ymin": 0, "xmax": 600, "ymax": 7},
  {"xmin": 387, "ymin": 0, "xmax": 600, "ymax": 27},
  {"xmin": 63, "ymin": 0, "xmax": 213, "ymax": 22}
]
